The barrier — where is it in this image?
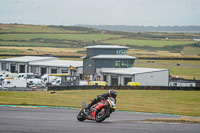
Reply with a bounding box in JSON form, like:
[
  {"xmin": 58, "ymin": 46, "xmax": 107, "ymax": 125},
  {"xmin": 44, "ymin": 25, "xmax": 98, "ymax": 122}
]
[
  {"xmin": 0, "ymin": 87, "xmax": 47, "ymax": 91},
  {"xmin": 48, "ymin": 86, "xmax": 200, "ymax": 91}
]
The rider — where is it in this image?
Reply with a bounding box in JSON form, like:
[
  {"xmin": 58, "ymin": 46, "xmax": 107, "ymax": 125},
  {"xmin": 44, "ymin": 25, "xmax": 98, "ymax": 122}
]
[{"xmin": 85, "ymin": 89, "xmax": 117, "ymax": 110}]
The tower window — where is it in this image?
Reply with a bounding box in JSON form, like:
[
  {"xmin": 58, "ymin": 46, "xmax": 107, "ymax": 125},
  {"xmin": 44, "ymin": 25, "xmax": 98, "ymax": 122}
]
[{"xmin": 116, "ymin": 49, "xmax": 126, "ymax": 55}]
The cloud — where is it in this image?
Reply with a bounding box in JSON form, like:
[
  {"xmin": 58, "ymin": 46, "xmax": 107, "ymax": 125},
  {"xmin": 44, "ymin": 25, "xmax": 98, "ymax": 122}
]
[{"xmin": 0, "ymin": 0, "xmax": 200, "ymax": 26}]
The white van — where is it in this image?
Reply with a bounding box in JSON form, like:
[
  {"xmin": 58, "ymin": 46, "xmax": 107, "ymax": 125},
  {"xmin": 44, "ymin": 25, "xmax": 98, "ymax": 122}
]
[
  {"xmin": 2, "ymin": 79, "xmax": 27, "ymax": 88},
  {"xmin": 42, "ymin": 74, "xmax": 69, "ymax": 85},
  {"xmin": 51, "ymin": 78, "xmax": 61, "ymax": 86},
  {"xmin": 17, "ymin": 73, "xmax": 34, "ymax": 79},
  {"xmin": 42, "ymin": 74, "xmax": 57, "ymax": 85},
  {"xmin": 0, "ymin": 71, "xmax": 17, "ymax": 80},
  {"xmin": 27, "ymin": 78, "xmax": 45, "ymax": 86}
]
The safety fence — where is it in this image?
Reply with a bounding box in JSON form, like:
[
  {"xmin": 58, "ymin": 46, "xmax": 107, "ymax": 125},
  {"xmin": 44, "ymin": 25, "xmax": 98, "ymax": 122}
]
[
  {"xmin": 48, "ymin": 86, "xmax": 200, "ymax": 91},
  {"xmin": 0, "ymin": 87, "xmax": 47, "ymax": 91}
]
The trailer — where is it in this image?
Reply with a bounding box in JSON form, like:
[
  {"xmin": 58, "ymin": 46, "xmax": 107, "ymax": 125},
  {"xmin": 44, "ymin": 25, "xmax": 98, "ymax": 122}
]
[
  {"xmin": 2, "ymin": 79, "xmax": 27, "ymax": 88},
  {"xmin": 42, "ymin": 74, "xmax": 69, "ymax": 85}
]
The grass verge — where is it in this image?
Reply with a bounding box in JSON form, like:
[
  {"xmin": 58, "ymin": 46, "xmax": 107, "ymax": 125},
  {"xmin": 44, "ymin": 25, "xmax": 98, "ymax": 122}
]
[
  {"xmin": 0, "ymin": 90, "xmax": 200, "ymax": 116},
  {"xmin": 144, "ymin": 116, "xmax": 200, "ymax": 124}
]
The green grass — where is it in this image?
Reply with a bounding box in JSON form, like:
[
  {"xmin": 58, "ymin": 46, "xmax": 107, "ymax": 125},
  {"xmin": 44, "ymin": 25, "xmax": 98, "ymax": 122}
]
[
  {"xmin": 0, "ymin": 49, "xmax": 23, "ymax": 53},
  {"xmin": 0, "ymin": 56, "xmax": 15, "ymax": 59},
  {"xmin": 0, "ymin": 24, "xmax": 200, "ymax": 58},
  {"xmin": 0, "ymin": 90, "xmax": 200, "ymax": 116},
  {"xmin": 182, "ymin": 47, "xmax": 200, "ymax": 56},
  {"xmin": 169, "ymin": 67, "xmax": 200, "ymax": 79},
  {"xmin": 103, "ymin": 38, "xmax": 196, "ymax": 47},
  {"xmin": 0, "ymin": 34, "xmax": 122, "ymax": 42},
  {"xmin": 0, "ymin": 47, "xmax": 85, "ymax": 56},
  {"xmin": 135, "ymin": 60, "xmax": 200, "ymax": 80},
  {"xmin": 0, "ymin": 41, "xmax": 57, "ymax": 47},
  {"xmin": 0, "ymin": 24, "xmax": 82, "ymax": 33}
]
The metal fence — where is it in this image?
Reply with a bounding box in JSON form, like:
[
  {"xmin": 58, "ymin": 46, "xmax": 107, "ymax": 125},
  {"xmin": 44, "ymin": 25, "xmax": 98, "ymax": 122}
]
[
  {"xmin": 48, "ymin": 86, "xmax": 200, "ymax": 91},
  {"xmin": 0, "ymin": 87, "xmax": 47, "ymax": 91},
  {"xmin": 1, "ymin": 86, "xmax": 199, "ymax": 91}
]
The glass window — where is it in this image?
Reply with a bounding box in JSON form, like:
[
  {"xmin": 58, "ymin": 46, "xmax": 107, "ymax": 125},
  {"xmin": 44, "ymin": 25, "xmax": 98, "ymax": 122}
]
[
  {"xmin": 128, "ymin": 61, "xmax": 133, "ymax": 67},
  {"xmin": 115, "ymin": 60, "xmax": 119, "ymax": 68},
  {"xmin": 1, "ymin": 63, "xmax": 7, "ymax": 71},
  {"xmin": 51, "ymin": 69, "xmax": 57, "ymax": 74},
  {"xmin": 61, "ymin": 69, "xmax": 68, "ymax": 74},
  {"xmin": 31, "ymin": 66, "xmax": 37, "ymax": 74},
  {"xmin": 116, "ymin": 50, "xmax": 119, "ymax": 54},
  {"xmin": 121, "ymin": 61, "xmax": 125, "ymax": 67},
  {"xmin": 116, "ymin": 49, "xmax": 126, "ymax": 55},
  {"xmin": 115, "ymin": 60, "xmax": 133, "ymax": 68},
  {"xmin": 121, "ymin": 49, "xmax": 126, "ymax": 54}
]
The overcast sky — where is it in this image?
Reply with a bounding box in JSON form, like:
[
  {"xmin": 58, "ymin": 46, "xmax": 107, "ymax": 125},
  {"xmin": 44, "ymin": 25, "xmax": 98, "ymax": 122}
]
[{"xmin": 0, "ymin": 0, "xmax": 200, "ymax": 26}]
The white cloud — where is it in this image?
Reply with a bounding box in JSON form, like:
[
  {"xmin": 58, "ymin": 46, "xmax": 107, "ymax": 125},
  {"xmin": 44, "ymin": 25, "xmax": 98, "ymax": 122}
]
[{"xmin": 0, "ymin": 0, "xmax": 200, "ymax": 26}]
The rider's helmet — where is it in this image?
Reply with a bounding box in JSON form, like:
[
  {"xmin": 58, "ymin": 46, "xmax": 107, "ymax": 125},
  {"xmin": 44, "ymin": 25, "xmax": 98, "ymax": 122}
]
[{"xmin": 109, "ymin": 89, "xmax": 117, "ymax": 98}]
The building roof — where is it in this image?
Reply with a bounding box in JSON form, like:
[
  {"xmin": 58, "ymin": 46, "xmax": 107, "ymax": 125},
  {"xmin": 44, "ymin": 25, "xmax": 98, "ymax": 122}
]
[
  {"xmin": 101, "ymin": 67, "xmax": 168, "ymax": 75},
  {"xmin": 29, "ymin": 60, "xmax": 83, "ymax": 67},
  {"xmin": 91, "ymin": 55, "xmax": 136, "ymax": 59},
  {"xmin": 0, "ymin": 56, "xmax": 57, "ymax": 63},
  {"xmin": 85, "ymin": 45, "xmax": 129, "ymax": 49}
]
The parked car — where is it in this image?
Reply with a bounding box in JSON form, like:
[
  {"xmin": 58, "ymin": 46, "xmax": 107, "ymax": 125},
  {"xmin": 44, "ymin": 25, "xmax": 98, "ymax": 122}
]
[
  {"xmin": 88, "ymin": 81, "xmax": 108, "ymax": 86},
  {"xmin": 29, "ymin": 82, "xmax": 46, "ymax": 88},
  {"xmin": 79, "ymin": 80, "xmax": 88, "ymax": 86},
  {"xmin": 127, "ymin": 82, "xmax": 140, "ymax": 86},
  {"xmin": 27, "ymin": 79, "xmax": 45, "ymax": 87}
]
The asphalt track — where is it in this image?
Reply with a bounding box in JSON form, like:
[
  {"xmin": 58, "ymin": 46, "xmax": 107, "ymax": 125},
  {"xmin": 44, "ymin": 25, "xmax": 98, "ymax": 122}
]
[{"xmin": 0, "ymin": 106, "xmax": 200, "ymax": 133}]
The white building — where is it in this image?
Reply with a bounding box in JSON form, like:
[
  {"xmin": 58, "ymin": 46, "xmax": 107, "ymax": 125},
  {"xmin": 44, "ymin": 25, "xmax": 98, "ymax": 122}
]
[
  {"xmin": 0, "ymin": 56, "xmax": 83, "ymax": 76},
  {"xmin": 100, "ymin": 67, "xmax": 169, "ymax": 86},
  {"xmin": 169, "ymin": 78, "xmax": 196, "ymax": 87},
  {"xmin": 0, "ymin": 49, "xmax": 169, "ymax": 86},
  {"xmin": 29, "ymin": 59, "xmax": 82, "ymax": 76}
]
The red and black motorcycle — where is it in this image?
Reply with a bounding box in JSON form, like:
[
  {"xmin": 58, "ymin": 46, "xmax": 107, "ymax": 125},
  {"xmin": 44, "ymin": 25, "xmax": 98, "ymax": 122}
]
[{"xmin": 77, "ymin": 97, "xmax": 116, "ymax": 122}]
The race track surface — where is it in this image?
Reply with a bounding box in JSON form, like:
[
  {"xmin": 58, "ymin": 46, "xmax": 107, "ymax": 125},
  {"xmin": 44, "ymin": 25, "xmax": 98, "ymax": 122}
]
[{"xmin": 0, "ymin": 106, "xmax": 200, "ymax": 133}]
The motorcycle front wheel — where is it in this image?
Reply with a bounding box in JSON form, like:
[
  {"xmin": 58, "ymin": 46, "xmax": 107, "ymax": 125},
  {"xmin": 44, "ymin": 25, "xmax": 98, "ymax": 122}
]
[
  {"xmin": 77, "ymin": 109, "xmax": 86, "ymax": 121},
  {"xmin": 95, "ymin": 108, "xmax": 110, "ymax": 122}
]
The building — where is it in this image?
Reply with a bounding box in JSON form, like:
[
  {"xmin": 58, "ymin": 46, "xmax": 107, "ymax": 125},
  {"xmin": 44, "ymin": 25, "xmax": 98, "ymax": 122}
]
[
  {"xmin": 193, "ymin": 37, "xmax": 200, "ymax": 42},
  {"xmin": 101, "ymin": 67, "xmax": 169, "ymax": 86},
  {"xmin": 29, "ymin": 59, "xmax": 82, "ymax": 76},
  {"xmin": 83, "ymin": 45, "xmax": 169, "ymax": 86},
  {"xmin": 0, "ymin": 45, "xmax": 170, "ymax": 86},
  {"xmin": 0, "ymin": 56, "xmax": 57, "ymax": 73},
  {"xmin": 0, "ymin": 56, "xmax": 83, "ymax": 76},
  {"xmin": 83, "ymin": 45, "xmax": 136, "ymax": 79},
  {"xmin": 169, "ymin": 78, "xmax": 196, "ymax": 87}
]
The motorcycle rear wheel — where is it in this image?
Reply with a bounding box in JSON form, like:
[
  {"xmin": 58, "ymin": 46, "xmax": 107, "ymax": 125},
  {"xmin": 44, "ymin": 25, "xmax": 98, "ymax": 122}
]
[
  {"xmin": 95, "ymin": 108, "xmax": 110, "ymax": 122},
  {"xmin": 77, "ymin": 109, "xmax": 86, "ymax": 121}
]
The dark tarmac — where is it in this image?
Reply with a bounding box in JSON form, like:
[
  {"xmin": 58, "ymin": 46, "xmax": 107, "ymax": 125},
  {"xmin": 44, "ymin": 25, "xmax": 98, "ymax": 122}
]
[{"xmin": 0, "ymin": 106, "xmax": 200, "ymax": 133}]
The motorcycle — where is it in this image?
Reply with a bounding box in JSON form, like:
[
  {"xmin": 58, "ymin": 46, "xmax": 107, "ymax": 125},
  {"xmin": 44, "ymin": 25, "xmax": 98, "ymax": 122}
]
[{"xmin": 77, "ymin": 97, "xmax": 116, "ymax": 122}]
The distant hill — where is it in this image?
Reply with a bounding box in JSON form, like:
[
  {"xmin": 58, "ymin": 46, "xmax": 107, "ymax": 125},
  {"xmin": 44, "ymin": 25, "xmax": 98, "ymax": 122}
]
[
  {"xmin": 0, "ymin": 23, "xmax": 199, "ymax": 59},
  {"xmin": 79, "ymin": 25, "xmax": 200, "ymax": 33}
]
